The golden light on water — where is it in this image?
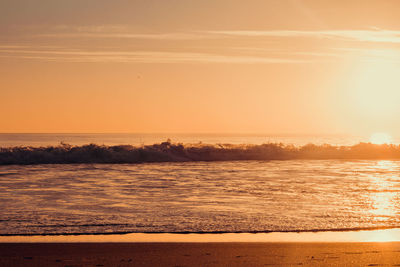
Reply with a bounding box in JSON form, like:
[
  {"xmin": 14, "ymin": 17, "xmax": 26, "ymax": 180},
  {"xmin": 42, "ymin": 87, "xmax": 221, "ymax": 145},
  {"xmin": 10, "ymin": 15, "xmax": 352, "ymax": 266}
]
[
  {"xmin": 369, "ymin": 133, "xmax": 393, "ymax": 144},
  {"xmin": 368, "ymin": 161, "xmax": 397, "ymax": 221},
  {"xmin": 370, "ymin": 192, "xmax": 395, "ymax": 218}
]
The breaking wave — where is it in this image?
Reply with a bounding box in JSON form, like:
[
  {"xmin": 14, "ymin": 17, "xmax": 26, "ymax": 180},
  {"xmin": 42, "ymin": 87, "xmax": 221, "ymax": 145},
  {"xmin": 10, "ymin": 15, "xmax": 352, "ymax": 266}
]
[{"xmin": 1, "ymin": 141, "xmax": 400, "ymax": 165}]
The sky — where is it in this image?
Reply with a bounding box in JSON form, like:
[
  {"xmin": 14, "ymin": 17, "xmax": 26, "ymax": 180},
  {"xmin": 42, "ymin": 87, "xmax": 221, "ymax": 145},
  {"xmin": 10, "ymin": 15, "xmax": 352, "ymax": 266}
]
[{"xmin": 1, "ymin": 0, "xmax": 400, "ymax": 136}]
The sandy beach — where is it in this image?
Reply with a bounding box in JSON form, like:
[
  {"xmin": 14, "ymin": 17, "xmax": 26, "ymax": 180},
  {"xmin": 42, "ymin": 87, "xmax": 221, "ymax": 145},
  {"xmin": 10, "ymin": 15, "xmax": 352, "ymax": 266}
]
[
  {"xmin": 3, "ymin": 0, "xmax": 400, "ymax": 266},
  {"xmin": 1, "ymin": 242, "xmax": 400, "ymax": 266}
]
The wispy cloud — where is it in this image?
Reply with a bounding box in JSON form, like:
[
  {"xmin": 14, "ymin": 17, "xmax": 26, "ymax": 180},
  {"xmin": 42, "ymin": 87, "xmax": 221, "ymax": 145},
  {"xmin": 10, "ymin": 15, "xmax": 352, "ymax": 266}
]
[
  {"xmin": 16, "ymin": 24, "xmax": 400, "ymax": 44},
  {"xmin": 230, "ymin": 47, "xmax": 341, "ymax": 58},
  {"xmin": 19, "ymin": 25, "xmax": 212, "ymax": 40},
  {"xmin": 207, "ymin": 29, "xmax": 400, "ymax": 43},
  {"xmin": 37, "ymin": 29, "xmax": 400, "ymax": 43},
  {"xmin": 0, "ymin": 45, "xmax": 30, "ymax": 49},
  {"xmin": 37, "ymin": 32, "xmax": 213, "ymax": 40},
  {"xmin": 0, "ymin": 48, "xmax": 306, "ymax": 64},
  {"xmin": 4, "ymin": 27, "xmax": 400, "ymax": 64},
  {"xmin": 334, "ymin": 47, "xmax": 400, "ymax": 61},
  {"xmin": 10, "ymin": 24, "xmax": 400, "ymax": 44}
]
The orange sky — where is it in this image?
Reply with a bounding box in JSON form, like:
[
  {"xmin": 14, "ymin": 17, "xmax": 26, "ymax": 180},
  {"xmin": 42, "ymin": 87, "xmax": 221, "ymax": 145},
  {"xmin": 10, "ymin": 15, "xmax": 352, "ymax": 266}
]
[{"xmin": 1, "ymin": 0, "xmax": 400, "ymax": 136}]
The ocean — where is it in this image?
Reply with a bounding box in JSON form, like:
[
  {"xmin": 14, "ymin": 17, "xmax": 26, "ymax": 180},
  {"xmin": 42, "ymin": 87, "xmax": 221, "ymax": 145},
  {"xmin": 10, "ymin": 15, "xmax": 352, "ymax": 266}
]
[{"xmin": 1, "ymin": 133, "xmax": 400, "ymax": 235}]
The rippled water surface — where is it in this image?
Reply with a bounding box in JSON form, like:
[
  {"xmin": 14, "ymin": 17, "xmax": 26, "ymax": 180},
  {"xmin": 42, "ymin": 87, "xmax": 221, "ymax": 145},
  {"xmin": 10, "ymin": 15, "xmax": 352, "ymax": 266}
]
[{"xmin": 1, "ymin": 160, "xmax": 400, "ymax": 235}]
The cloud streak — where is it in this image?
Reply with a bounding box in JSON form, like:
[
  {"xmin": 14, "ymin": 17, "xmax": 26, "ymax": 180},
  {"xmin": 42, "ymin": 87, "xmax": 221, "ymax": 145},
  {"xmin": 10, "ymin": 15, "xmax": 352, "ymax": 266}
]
[
  {"xmin": 4, "ymin": 27, "xmax": 400, "ymax": 63},
  {"xmin": 2, "ymin": 46, "xmax": 395, "ymax": 64},
  {"xmin": 29, "ymin": 25, "xmax": 400, "ymax": 44},
  {"xmin": 0, "ymin": 48, "xmax": 306, "ymax": 64},
  {"xmin": 37, "ymin": 32, "xmax": 213, "ymax": 40},
  {"xmin": 208, "ymin": 29, "xmax": 400, "ymax": 43}
]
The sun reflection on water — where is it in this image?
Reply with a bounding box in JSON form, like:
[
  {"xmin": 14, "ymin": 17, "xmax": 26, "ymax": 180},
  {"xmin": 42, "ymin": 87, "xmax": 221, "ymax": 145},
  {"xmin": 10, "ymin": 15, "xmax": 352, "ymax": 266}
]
[{"xmin": 368, "ymin": 161, "xmax": 398, "ymax": 220}]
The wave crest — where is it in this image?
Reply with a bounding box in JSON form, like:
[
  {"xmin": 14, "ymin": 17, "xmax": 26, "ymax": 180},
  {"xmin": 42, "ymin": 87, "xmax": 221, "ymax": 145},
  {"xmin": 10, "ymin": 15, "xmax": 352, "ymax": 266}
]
[{"xmin": 1, "ymin": 141, "xmax": 400, "ymax": 165}]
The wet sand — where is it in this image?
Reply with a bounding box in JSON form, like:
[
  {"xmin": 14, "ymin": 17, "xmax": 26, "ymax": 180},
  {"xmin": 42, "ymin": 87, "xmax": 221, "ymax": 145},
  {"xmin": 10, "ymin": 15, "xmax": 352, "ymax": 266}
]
[{"xmin": 2, "ymin": 242, "xmax": 400, "ymax": 266}]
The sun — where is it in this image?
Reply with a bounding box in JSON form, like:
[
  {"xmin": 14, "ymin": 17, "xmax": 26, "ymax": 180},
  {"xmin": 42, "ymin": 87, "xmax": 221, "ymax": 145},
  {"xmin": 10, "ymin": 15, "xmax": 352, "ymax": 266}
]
[{"xmin": 369, "ymin": 132, "xmax": 392, "ymax": 145}]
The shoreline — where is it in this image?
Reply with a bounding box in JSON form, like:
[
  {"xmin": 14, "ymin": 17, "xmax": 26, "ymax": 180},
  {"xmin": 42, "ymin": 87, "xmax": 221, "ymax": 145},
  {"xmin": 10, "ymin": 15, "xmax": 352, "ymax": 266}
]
[{"xmin": 2, "ymin": 228, "xmax": 400, "ymax": 243}]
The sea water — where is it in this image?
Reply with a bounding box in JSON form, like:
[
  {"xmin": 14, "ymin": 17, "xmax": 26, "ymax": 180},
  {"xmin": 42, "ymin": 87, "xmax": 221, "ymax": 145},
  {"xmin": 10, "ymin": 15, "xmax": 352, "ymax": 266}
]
[{"xmin": 1, "ymin": 134, "xmax": 400, "ymax": 235}]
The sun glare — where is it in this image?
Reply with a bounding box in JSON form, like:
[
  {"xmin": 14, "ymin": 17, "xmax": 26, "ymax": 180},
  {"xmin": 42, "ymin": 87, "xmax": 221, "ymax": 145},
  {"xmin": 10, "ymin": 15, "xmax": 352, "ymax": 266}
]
[
  {"xmin": 369, "ymin": 132, "xmax": 392, "ymax": 144},
  {"xmin": 350, "ymin": 58, "xmax": 400, "ymax": 118}
]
